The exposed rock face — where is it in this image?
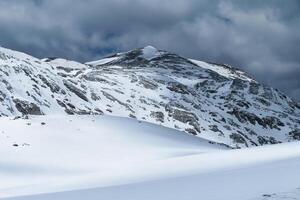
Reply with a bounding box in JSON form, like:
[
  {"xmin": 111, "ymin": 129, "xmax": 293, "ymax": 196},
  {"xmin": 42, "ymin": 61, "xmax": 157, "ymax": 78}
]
[
  {"xmin": 0, "ymin": 45, "xmax": 299, "ymax": 148},
  {"xmin": 289, "ymin": 129, "xmax": 300, "ymax": 140},
  {"xmin": 138, "ymin": 76, "xmax": 158, "ymax": 90},
  {"xmin": 13, "ymin": 99, "xmax": 43, "ymax": 115},
  {"xmin": 63, "ymin": 81, "xmax": 88, "ymax": 102},
  {"xmin": 230, "ymin": 133, "xmax": 247, "ymax": 146},
  {"xmin": 227, "ymin": 108, "xmax": 285, "ymax": 130},
  {"xmin": 262, "ymin": 116, "xmax": 284, "ymax": 129},
  {"xmin": 167, "ymin": 82, "xmax": 189, "ymax": 94},
  {"xmin": 150, "ymin": 111, "xmax": 164, "ymax": 123},
  {"xmin": 165, "ymin": 105, "xmax": 201, "ymax": 134}
]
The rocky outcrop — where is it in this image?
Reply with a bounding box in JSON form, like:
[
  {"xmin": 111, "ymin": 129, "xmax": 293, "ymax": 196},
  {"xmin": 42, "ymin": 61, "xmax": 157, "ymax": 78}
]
[
  {"xmin": 165, "ymin": 104, "xmax": 201, "ymax": 134},
  {"xmin": 289, "ymin": 129, "xmax": 300, "ymax": 140},
  {"xmin": 150, "ymin": 111, "xmax": 164, "ymax": 123},
  {"xmin": 63, "ymin": 81, "xmax": 88, "ymax": 102},
  {"xmin": 13, "ymin": 99, "xmax": 43, "ymax": 115},
  {"xmin": 228, "ymin": 108, "xmax": 285, "ymax": 130},
  {"xmin": 167, "ymin": 82, "xmax": 189, "ymax": 94}
]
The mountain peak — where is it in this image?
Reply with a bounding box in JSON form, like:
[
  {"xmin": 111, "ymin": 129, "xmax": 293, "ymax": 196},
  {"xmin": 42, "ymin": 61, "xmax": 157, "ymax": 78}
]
[
  {"xmin": 141, "ymin": 45, "xmax": 160, "ymax": 60},
  {"xmin": 142, "ymin": 45, "xmax": 157, "ymax": 51}
]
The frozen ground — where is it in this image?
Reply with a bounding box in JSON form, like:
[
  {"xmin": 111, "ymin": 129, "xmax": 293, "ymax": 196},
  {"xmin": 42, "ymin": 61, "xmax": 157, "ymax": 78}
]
[{"xmin": 0, "ymin": 115, "xmax": 300, "ymax": 200}]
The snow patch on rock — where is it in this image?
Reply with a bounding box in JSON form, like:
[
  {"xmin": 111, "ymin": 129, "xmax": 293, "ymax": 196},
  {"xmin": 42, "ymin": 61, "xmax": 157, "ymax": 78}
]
[{"xmin": 142, "ymin": 45, "xmax": 161, "ymax": 60}]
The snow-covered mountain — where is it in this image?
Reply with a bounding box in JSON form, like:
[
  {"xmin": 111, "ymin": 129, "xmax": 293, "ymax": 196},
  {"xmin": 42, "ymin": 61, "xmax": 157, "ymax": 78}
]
[{"xmin": 0, "ymin": 45, "xmax": 299, "ymax": 148}]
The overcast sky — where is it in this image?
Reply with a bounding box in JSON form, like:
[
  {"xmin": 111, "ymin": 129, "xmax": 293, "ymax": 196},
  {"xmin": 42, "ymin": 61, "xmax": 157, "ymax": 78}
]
[{"xmin": 0, "ymin": 0, "xmax": 299, "ymax": 100}]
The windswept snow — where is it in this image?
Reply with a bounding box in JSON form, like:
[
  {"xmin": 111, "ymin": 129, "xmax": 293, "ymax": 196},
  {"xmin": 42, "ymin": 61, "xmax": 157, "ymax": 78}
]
[
  {"xmin": 85, "ymin": 56, "xmax": 120, "ymax": 66},
  {"xmin": 190, "ymin": 59, "xmax": 254, "ymax": 81},
  {"xmin": 0, "ymin": 115, "xmax": 300, "ymax": 200},
  {"xmin": 142, "ymin": 45, "xmax": 161, "ymax": 60},
  {"xmin": 0, "ymin": 115, "xmax": 224, "ymax": 198},
  {"xmin": 44, "ymin": 58, "xmax": 87, "ymax": 70},
  {"xmin": 7, "ymin": 154, "xmax": 300, "ymax": 200}
]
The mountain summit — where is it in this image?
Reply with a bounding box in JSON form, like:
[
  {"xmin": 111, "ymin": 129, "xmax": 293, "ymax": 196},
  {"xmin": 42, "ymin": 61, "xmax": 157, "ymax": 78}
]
[{"xmin": 0, "ymin": 45, "xmax": 299, "ymax": 148}]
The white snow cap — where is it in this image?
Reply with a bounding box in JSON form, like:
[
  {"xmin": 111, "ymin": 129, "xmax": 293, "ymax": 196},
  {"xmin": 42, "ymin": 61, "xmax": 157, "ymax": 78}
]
[{"xmin": 142, "ymin": 45, "xmax": 160, "ymax": 60}]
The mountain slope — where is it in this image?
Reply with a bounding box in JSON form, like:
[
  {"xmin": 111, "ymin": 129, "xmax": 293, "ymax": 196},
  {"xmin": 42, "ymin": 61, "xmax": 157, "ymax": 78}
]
[{"xmin": 0, "ymin": 45, "xmax": 299, "ymax": 148}]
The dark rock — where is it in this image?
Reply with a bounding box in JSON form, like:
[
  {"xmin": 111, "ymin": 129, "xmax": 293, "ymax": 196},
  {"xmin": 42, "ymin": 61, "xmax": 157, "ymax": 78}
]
[
  {"xmin": 262, "ymin": 116, "xmax": 285, "ymax": 129},
  {"xmin": 91, "ymin": 92, "xmax": 101, "ymax": 101},
  {"xmin": 228, "ymin": 108, "xmax": 264, "ymax": 126},
  {"xmin": 63, "ymin": 81, "xmax": 88, "ymax": 102},
  {"xmin": 289, "ymin": 129, "xmax": 300, "ymax": 140},
  {"xmin": 167, "ymin": 82, "xmax": 189, "ymax": 94},
  {"xmin": 230, "ymin": 79, "xmax": 248, "ymax": 90},
  {"xmin": 138, "ymin": 76, "xmax": 158, "ymax": 90},
  {"xmin": 257, "ymin": 136, "xmax": 269, "ymax": 145},
  {"xmin": 38, "ymin": 74, "xmax": 63, "ymax": 94},
  {"xmin": 209, "ymin": 125, "xmax": 224, "ymax": 136},
  {"xmin": 249, "ymin": 82, "xmax": 259, "ymax": 95},
  {"xmin": 236, "ymin": 100, "xmax": 251, "ymax": 109},
  {"xmin": 13, "ymin": 99, "xmax": 43, "ymax": 115},
  {"xmin": 150, "ymin": 111, "xmax": 164, "ymax": 123},
  {"xmin": 185, "ymin": 128, "xmax": 197, "ymax": 135},
  {"xmin": 56, "ymin": 66, "xmax": 76, "ymax": 73},
  {"xmin": 129, "ymin": 113, "xmax": 136, "ymax": 118},
  {"xmin": 230, "ymin": 133, "xmax": 246, "ymax": 144},
  {"xmin": 165, "ymin": 104, "xmax": 200, "ymax": 133},
  {"xmin": 256, "ymin": 97, "xmax": 271, "ymax": 107}
]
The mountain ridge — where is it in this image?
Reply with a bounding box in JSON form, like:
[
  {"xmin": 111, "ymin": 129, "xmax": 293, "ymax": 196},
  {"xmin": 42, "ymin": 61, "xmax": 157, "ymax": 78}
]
[{"xmin": 0, "ymin": 45, "xmax": 299, "ymax": 148}]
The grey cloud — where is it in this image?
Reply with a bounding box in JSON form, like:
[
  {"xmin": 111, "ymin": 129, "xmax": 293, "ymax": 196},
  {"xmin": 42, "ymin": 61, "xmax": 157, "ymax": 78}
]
[{"xmin": 0, "ymin": 0, "xmax": 299, "ymax": 100}]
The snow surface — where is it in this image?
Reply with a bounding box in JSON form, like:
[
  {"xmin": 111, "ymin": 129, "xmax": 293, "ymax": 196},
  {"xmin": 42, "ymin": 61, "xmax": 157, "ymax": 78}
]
[
  {"xmin": 86, "ymin": 56, "xmax": 120, "ymax": 66},
  {"xmin": 0, "ymin": 115, "xmax": 223, "ymax": 198},
  {"xmin": 142, "ymin": 45, "xmax": 161, "ymax": 60},
  {"xmin": 45, "ymin": 58, "xmax": 87, "ymax": 70},
  {"xmin": 251, "ymin": 188, "xmax": 300, "ymax": 200},
  {"xmin": 190, "ymin": 59, "xmax": 254, "ymax": 81},
  {"xmin": 1, "ymin": 115, "xmax": 300, "ymax": 200}
]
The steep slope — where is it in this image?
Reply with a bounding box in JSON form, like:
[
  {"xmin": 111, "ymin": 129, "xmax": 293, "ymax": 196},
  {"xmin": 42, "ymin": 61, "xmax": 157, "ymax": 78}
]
[
  {"xmin": 0, "ymin": 47, "xmax": 96, "ymax": 116},
  {"xmin": 0, "ymin": 45, "xmax": 299, "ymax": 148},
  {"xmin": 83, "ymin": 46, "xmax": 300, "ymax": 148}
]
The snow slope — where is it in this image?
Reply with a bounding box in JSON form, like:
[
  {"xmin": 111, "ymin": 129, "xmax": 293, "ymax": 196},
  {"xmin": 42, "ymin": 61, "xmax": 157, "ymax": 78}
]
[
  {"xmin": 190, "ymin": 59, "xmax": 254, "ymax": 81},
  {"xmin": 6, "ymin": 154, "xmax": 300, "ymax": 200},
  {"xmin": 0, "ymin": 115, "xmax": 299, "ymax": 200},
  {"xmin": 0, "ymin": 115, "xmax": 224, "ymax": 198}
]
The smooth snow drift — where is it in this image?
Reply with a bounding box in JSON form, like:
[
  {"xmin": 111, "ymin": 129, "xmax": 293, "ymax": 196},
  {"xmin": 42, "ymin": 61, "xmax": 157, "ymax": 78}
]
[
  {"xmin": 0, "ymin": 115, "xmax": 300, "ymax": 200},
  {"xmin": 0, "ymin": 115, "xmax": 223, "ymax": 198}
]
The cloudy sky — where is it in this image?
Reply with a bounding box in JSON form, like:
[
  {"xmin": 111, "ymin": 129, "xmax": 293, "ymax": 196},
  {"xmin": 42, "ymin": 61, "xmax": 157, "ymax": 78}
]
[{"xmin": 0, "ymin": 0, "xmax": 299, "ymax": 100}]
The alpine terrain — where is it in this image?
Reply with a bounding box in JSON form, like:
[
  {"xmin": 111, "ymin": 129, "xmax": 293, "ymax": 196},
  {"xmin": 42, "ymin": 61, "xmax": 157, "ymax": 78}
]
[
  {"xmin": 0, "ymin": 45, "xmax": 300, "ymax": 200},
  {"xmin": 0, "ymin": 45, "xmax": 299, "ymax": 148}
]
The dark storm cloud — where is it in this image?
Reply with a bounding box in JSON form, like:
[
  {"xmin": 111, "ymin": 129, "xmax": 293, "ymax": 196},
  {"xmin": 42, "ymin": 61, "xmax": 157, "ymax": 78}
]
[{"xmin": 0, "ymin": 0, "xmax": 299, "ymax": 100}]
